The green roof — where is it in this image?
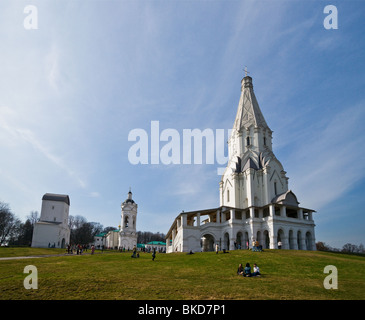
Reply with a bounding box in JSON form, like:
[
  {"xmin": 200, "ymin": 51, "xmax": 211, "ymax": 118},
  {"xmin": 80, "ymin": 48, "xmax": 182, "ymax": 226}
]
[
  {"xmin": 95, "ymin": 232, "xmax": 107, "ymax": 237},
  {"xmin": 95, "ymin": 230, "xmax": 119, "ymax": 237},
  {"xmin": 146, "ymin": 241, "xmax": 166, "ymax": 246}
]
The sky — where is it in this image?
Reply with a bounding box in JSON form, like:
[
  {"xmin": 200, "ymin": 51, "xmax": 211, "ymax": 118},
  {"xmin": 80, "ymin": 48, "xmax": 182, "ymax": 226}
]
[{"xmin": 0, "ymin": 0, "xmax": 364, "ymax": 249}]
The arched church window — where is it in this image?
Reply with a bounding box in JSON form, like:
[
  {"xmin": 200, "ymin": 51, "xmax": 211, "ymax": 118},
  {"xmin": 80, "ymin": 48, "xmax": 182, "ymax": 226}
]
[
  {"xmin": 246, "ymin": 137, "xmax": 250, "ymax": 146},
  {"xmin": 227, "ymin": 189, "xmax": 230, "ymax": 202},
  {"xmin": 274, "ymin": 182, "xmax": 277, "ymax": 195},
  {"xmin": 263, "ymin": 136, "xmax": 266, "ymax": 146}
]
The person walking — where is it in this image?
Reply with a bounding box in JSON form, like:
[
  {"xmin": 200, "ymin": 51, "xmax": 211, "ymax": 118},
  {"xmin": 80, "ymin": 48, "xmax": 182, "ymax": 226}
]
[{"xmin": 152, "ymin": 248, "xmax": 156, "ymax": 261}]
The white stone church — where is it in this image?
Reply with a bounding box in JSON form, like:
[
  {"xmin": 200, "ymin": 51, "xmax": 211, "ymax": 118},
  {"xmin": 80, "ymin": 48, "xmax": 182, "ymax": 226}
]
[{"xmin": 166, "ymin": 74, "xmax": 316, "ymax": 253}]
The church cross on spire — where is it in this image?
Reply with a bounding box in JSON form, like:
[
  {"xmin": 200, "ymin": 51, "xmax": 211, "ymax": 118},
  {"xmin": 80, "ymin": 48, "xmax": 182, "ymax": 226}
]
[{"xmin": 244, "ymin": 66, "xmax": 250, "ymax": 77}]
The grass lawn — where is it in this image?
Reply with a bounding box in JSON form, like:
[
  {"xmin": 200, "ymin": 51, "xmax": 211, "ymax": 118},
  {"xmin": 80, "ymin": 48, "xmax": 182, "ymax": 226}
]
[
  {"xmin": 0, "ymin": 248, "xmax": 364, "ymax": 300},
  {"xmin": 0, "ymin": 246, "xmax": 66, "ymax": 258}
]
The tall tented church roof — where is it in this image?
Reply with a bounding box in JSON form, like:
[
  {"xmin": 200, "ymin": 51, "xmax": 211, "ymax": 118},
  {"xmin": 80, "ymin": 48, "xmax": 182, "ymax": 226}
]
[
  {"xmin": 233, "ymin": 76, "xmax": 271, "ymax": 132},
  {"xmin": 42, "ymin": 193, "xmax": 70, "ymax": 206}
]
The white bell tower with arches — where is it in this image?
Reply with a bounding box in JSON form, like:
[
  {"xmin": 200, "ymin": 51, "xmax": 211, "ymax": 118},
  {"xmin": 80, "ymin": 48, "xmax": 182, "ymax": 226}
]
[{"xmin": 118, "ymin": 189, "xmax": 138, "ymax": 250}]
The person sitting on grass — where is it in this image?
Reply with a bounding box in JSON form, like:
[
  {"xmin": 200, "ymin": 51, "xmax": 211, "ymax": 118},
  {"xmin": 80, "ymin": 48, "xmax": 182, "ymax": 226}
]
[
  {"xmin": 243, "ymin": 263, "xmax": 252, "ymax": 277},
  {"xmin": 237, "ymin": 263, "xmax": 244, "ymax": 276},
  {"xmin": 253, "ymin": 263, "xmax": 261, "ymax": 276}
]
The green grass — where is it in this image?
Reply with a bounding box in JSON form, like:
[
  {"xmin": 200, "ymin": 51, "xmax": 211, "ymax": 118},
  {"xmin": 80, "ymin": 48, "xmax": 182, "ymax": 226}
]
[
  {"xmin": 0, "ymin": 248, "xmax": 364, "ymax": 300},
  {"xmin": 0, "ymin": 246, "xmax": 66, "ymax": 258}
]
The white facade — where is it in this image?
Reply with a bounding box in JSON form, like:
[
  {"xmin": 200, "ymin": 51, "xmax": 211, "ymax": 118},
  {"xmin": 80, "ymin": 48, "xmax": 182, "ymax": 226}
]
[
  {"xmin": 105, "ymin": 230, "xmax": 119, "ymax": 249},
  {"xmin": 31, "ymin": 193, "xmax": 70, "ymax": 248},
  {"xmin": 166, "ymin": 75, "xmax": 316, "ymax": 252},
  {"xmin": 118, "ymin": 190, "xmax": 138, "ymax": 250},
  {"xmin": 93, "ymin": 233, "xmax": 106, "ymax": 249},
  {"xmin": 145, "ymin": 241, "xmax": 166, "ymax": 253}
]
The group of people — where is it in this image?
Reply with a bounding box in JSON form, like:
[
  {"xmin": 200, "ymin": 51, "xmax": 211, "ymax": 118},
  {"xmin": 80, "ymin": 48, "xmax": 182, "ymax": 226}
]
[
  {"xmin": 251, "ymin": 240, "xmax": 263, "ymax": 252},
  {"xmin": 66, "ymin": 244, "xmax": 89, "ymax": 255},
  {"xmin": 131, "ymin": 246, "xmax": 140, "ymax": 258},
  {"xmin": 215, "ymin": 241, "xmax": 263, "ymax": 252},
  {"xmin": 131, "ymin": 245, "xmax": 156, "ymax": 261},
  {"xmin": 237, "ymin": 263, "xmax": 261, "ymax": 277}
]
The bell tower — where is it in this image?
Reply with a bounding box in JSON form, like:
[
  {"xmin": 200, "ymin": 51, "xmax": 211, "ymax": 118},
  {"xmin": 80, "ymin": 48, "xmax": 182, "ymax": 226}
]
[{"xmin": 119, "ymin": 188, "xmax": 138, "ymax": 250}]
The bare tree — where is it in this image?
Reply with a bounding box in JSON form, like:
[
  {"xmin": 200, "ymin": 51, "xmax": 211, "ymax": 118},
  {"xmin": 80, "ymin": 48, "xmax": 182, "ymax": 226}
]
[
  {"xmin": 103, "ymin": 226, "xmax": 116, "ymax": 234},
  {"xmin": 0, "ymin": 201, "xmax": 21, "ymax": 245},
  {"xmin": 27, "ymin": 211, "xmax": 39, "ymax": 226},
  {"xmin": 10, "ymin": 219, "xmax": 33, "ymax": 246},
  {"xmin": 342, "ymin": 243, "xmax": 359, "ymax": 253},
  {"xmin": 68, "ymin": 215, "xmax": 104, "ymax": 245},
  {"xmin": 137, "ymin": 231, "xmax": 166, "ymax": 244}
]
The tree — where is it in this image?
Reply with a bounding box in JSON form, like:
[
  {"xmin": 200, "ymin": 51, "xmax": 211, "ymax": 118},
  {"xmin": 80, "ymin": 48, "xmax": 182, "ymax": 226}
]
[
  {"xmin": 342, "ymin": 243, "xmax": 358, "ymax": 253},
  {"xmin": 69, "ymin": 215, "xmax": 104, "ymax": 245},
  {"xmin": 103, "ymin": 226, "xmax": 116, "ymax": 234},
  {"xmin": 69, "ymin": 215, "xmax": 87, "ymax": 231},
  {"xmin": 316, "ymin": 241, "xmax": 330, "ymax": 251},
  {"xmin": 137, "ymin": 231, "xmax": 166, "ymax": 244},
  {"xmin": 10, "ymin": 219, "xmax": 34, "ymax": 246},
  {"xmin": 358, "ymin": 243, "xmax": 365, "ymax": 253},
  {"xmin": 72, "ymin": 222, "xmax": 94, "ymax": 244},
  {"xmin": 0, "ymin": 201, "xmax": 21, "ymax": 245},
  {"xmin": 28, "ymin": 211, "xmax": 39, "ymax": 226},
  {"xmin": 90, "ymin": 222, "xmax": 103, "ymax": 236}
]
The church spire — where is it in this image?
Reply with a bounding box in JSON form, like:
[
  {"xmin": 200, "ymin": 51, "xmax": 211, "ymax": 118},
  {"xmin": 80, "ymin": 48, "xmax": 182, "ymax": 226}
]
[
  {"xmin": 233, "ymin": 74, "xmax": 270, "ymax": 132},
  {"xmin": 127, "ymin": 188, "xmax": 133, "ymax": 201}
]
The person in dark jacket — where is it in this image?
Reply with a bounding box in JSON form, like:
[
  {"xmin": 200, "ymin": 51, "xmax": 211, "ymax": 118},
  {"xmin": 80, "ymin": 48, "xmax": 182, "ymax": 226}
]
[{"xmin": 243, "ymin": 263, "xmax": 252, "ymax": 277}]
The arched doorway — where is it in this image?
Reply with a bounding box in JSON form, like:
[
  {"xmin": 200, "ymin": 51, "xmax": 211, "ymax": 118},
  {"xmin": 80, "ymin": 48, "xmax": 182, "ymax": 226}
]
[
  {"xmin": 61, "ymin": 238, "xmax": 65, "ymax": 249},
  {"xmin": 277, "ymin": 229, "xmax": 284, "ymax": 249},
  {"xmin": 289, "ymin": 230, "xmax": 294, "ymax": 249},
  {"xmin": 305, "ymin": 232, "xmax": 313, "ymax": 250},
  {"xmin": 236, "ymin": 232, "xmax": 243, "ymax": 249},
  {"xmin": 297, "ymin": 231, "xmax": 302, "ymax": 250},
  {"xmin": 244, "ymin": 232, "xmax": 249, "ymax": 249},
  {"xmin": 201, "ymin": 234, "xmax": 215, "ymax": 252},
  {"xmin": 224, "ymin": 232, "xmax": 230, "ymax": 250},
  {"xmin": 256, "ymin": 231, "xmax": 262, "ymax": 247},
  {"xmin": 263, "ymin": 230, "xmax": 270, "ymax": 249}
]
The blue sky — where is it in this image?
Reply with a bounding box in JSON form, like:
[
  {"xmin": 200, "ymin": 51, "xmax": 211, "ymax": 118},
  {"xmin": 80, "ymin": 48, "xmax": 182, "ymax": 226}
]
[{"xmin": 0, "ymin": 0, "xmax": 364, "ymax": 249}]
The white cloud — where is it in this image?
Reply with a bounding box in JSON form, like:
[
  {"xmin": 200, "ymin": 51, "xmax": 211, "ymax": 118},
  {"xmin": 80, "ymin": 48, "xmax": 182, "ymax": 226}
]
[{"xmin": 0, "ymin": 107, "xmax": 87, "ymax": 189}]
